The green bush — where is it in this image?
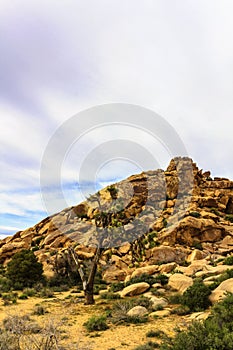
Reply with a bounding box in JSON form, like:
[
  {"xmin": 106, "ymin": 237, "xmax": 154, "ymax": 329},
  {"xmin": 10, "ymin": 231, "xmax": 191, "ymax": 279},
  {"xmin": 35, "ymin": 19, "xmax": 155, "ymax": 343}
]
[
  {"xmin": 0, "ymin": 276, "xmax": 12, "ymax": 292},
  {"xmin": 181, "ymin": 280, "xmax": 211, "ymax": 312},
  {"xmin": 100, "ymin": 292, "xmax": 121, "ymax": 300},
  {"xmin": 126, "ymin": 273, "xmax": 168, "ymax": 287},
  {"xmin": 154, "ymin": 274, "xmax": 169, "ymax": 286},
  {"xmin": 39, "ymin": 288, "xmax": 54, "ymax": 298},
  {"xmin": 110, "ymin": 298, "xmax": 149, "ymax": 324},
  {"xmin": 159, "ymin": 293, "xmax": 233, "ymax": 350},
  {"xmin": 2, "ymin": 292, "xmax": 18, "ymax": 305},
  {"xmin": 168, "ymin": 294, "xmax": 183, "ymax": 305},
  {"xmin": 83, "ymin": 315, "xmax": 109, "ymax": 332},
  {"xmin": 6, "ymin": 250, "xmax": 44, "ymax": 289},
  {"xmin": 189, "ymin": 211, "xmax": 201, "ymax": 218},
  {"xmin": 109, "ymin": 282, "xmax": 125, "ymax": 292},
  {"xmin": 225, "ymin": 214, "xmax": 233, "ymax": 223},
  {"xmin": 192, "ymin": 241, "xmax": 203, "ymax": 250},
  {"xmin": 171, "ymin": 305, "xmax": 190, "ymax": 316},
  {"xmin": 18, "ymin": 293, "xmax": 28, "ymax": 300},
  {"xmin": 23, "ymin": 288, "xmax": 36, "ymax": 297},
  {"xmin": 146, "ymin": 330, "xmax": 165, "ymax": 338},
  {"xmin": 208, "ymin": 268, "xmax": 233, "ymax": 290},
  {"xmin": 223, "ymin": 255, "xmax": 233, "ymax": 265},
  {"xmin": 135, "ymin": 341, "xmax": 160, "ymax": 350}
]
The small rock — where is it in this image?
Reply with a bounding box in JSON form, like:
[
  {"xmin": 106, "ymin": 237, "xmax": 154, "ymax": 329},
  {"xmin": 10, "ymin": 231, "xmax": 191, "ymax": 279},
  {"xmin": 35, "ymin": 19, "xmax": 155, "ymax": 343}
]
[
  {"xmin": 150, "ymin": 310, "xmax": 170, "ymax": 317},
  {"xmin": 127, "ymin": 306, "xmax": 148, "ymax": 317},
  {"xmin": 151, "ymin": 296, "xmax": 168, "ymax": 310}
]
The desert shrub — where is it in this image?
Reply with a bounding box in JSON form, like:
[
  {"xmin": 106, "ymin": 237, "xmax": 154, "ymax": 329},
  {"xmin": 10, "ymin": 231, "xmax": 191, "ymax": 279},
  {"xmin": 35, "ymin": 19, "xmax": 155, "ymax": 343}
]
[
  {"xmin": 192, "ymin": 241, "xmax": 203, "ymax": 250},
  {"xmin": 181, "ymin": 280, "xmax": 211, "ymax": 312},
  {"xmin": 52, "ymin": 284, "xmax": 70, "ymax": 292},
  {"xmin": 2, "ymin": 292, "xmax": 18, "ymax": 305},
  {"xmin": 189, "ymin": 211, "xmax": 201, "ymax": 218},
  {"xmin": 110, "ymin": 299, "xmax": 149, "ymax": 324},
  {"xmin": 18, "ymin": 293, "xmax": 28, "ymax": 300},
  {"xmin": 209, "ymin": 268, "xmax": 233, "ymax": 291},
  {"xmin": 135, "ymin": 341, "xmax": 160, "ymax": 350},
  {"xmin": 33, "ymin": 304, "xmax": 47, "ymax": 315},
  {"xmin": 23, "ymin": 287, "xmax": 36, "ymax": 297},
  {"xmin": 159, "ymin": 293, "xmax": 233, "ymax": 350},
  {"xmin": 100, "ymin": 292, "xmax": 121, "ymax": 300},
  {"xmin": 171, "ymin": 305, "xmax": 190, "ymax": 316},
  {"xmin": 223, "ymin": 255, "xmax": 233, "ymax": 265},
  {"xmin": 83, "ymin": 315, "xmax": 109, "ymax": 332},
  {"xmin": 154, "ymin": 274, "xmax": 169, "ymax": 286},
  {"xmin": 109, "ymin": 282, "xmax": 124, "ymax": 292},
  {"xmin": 159, "ymin": 321, "xmax": 209, "ymax": 350},
  {"xmin": 6, "ymin": 250, "xmax": 44, "ymax": 289},
  {"xmin": 39, "ymin": 287, "xmax": 54, "ymax": 298},
  {"xmin": 210, "ymin": 207, "xmax": 220, "ymax": 216},
  {"xmin": 168, "ymin": 294, "xmax": 183, "ymax": 305},
  {"xmin": 0, "ymin": 276, "xmax": 11, "ymax": 292},
  {"xmin": 131, "ymin": 296, "xmax": 153, "ymax": 309},
  {"xmin": 1, "ymin": 314, "xmax": 67, "ymax": 349},
  {"xmin": 126, "ymin": 273, "xmax": 168, "ymax": 287},
  {"xmin": 225, "ymin": 214, "xmax": 233, "ymax": 223},
  {"xmin": 146, "ymin": 330, "xmax": 165, "ymax": 338}
]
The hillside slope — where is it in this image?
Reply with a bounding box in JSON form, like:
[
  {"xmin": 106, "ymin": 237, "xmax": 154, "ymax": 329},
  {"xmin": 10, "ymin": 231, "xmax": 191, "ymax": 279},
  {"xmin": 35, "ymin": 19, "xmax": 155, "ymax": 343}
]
[{"xmin": 1, "ymin": 157, "xmax": 233, "ymax": 282}]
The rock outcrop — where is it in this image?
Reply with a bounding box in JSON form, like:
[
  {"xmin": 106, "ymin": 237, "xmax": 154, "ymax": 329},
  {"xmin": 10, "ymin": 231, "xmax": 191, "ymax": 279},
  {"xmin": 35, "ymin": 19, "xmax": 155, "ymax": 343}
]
[{"xmin": 0, "ymin": 157, "xmax": 233, "ymax": 284}]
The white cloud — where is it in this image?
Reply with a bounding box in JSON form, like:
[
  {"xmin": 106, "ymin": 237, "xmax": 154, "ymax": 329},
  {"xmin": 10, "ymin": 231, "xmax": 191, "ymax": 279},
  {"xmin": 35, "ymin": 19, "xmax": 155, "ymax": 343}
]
[{"xmin": 0, "ymin": 0, "xmax": 233, "ymax": 233}]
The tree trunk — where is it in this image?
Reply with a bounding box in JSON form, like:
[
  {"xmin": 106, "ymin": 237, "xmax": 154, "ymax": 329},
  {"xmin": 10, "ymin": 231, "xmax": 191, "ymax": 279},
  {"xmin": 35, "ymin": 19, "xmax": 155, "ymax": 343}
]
[
  {"xmin": 84, "ymin": 284, "xmax": 95, "ymax": 305},
  {"xmin": 84, "ymin": 246, "xmax": 102, "ymax": 305}
]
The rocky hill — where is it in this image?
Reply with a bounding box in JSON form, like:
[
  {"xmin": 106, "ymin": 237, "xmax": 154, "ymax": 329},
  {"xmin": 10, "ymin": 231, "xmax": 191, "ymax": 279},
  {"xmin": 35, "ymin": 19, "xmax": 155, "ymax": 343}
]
[{"xmin": 1, "ymin": 157, "xmax": 233, "ymax": 294}]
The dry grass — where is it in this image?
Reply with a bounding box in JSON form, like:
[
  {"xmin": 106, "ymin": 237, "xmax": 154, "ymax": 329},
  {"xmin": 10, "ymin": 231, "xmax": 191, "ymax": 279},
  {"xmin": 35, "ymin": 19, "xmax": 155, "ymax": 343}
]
[{"xmin": 0, "ymin": 291, "xmax": 180, "ymax": 350}]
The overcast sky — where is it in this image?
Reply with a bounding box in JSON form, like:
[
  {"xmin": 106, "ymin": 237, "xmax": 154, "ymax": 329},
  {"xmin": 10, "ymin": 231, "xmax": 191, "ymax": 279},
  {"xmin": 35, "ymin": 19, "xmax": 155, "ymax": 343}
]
[{"xmin": 1, "ymin": 0, "xmax": 233, "ymax": 237}]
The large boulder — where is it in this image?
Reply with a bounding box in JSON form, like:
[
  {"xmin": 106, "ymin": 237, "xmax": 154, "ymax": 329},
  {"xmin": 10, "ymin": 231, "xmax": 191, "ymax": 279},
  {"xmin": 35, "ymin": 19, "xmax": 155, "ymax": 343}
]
[
  {"xmin": 120, "ymin": 282, "xmax": 150, "ymax": 297},
  {"xmin": 209, "ymin": 278, "xmax": 233, "ymax": 303},
  {"xmin": 102, "ymin": 266, "xmax": 127, "ymax": 283},
  {"xmin": 168, "ymin": 273, "xmax": 193, "ymax": 294},
  {"xmin": 146, "ymin": 246, "xmax": 188, "ymax": 264}
]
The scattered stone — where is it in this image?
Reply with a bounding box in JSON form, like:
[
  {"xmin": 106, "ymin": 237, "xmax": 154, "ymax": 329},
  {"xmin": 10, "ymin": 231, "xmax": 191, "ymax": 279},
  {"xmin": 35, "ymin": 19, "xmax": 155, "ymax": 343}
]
[
  {"xmin": 150, "ymin": 296, "xmax": 168, "ymax": 310},
  {"xmin": 127, "ymin": 306, "xmax": 148, "ymax": 317},
  {"xmin": 150, "ymin": 310, "xmax": 170, "ymax": 317},
  {"xmin": 120, "ymin": 282, "xmax": 150, "ymax": 297}
]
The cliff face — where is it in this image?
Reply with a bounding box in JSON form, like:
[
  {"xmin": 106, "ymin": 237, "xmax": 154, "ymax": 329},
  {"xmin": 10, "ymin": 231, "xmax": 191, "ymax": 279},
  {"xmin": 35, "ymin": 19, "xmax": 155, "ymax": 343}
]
[{"xmin": 1, "ymin": 157, "xmax": 233, "ymax": 279}]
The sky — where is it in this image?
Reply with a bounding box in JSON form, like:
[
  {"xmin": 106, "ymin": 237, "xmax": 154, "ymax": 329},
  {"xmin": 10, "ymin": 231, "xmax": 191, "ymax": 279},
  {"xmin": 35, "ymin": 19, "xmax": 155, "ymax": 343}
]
[{"xmin": 1, "ymin": 0, "xmax": 233, "ymax": 237}]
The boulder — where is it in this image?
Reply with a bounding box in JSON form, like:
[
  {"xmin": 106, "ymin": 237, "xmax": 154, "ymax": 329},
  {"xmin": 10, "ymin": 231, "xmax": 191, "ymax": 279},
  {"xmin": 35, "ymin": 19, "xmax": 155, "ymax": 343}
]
[
  {"xmin": 131, "ymin": 265, "xmax": 158, "ymax": 278},
  {"xmin": 147, "ymin": 246, "xmax": 187, "ymax": 264},
  {"xmin": 168, "ymin": 273, "xmax": 193, "ymax": 294},
  {"xmin": 103, "ymin": 266, "xmax": 127, "ymax": 283},
  {"xmin": 196, "ymin": 265, "xmax": 233, "ymax": 278},
  {"xmin": 186, "ymin": 249, "xmax": 206, "ymax": 263},
  {"xmin": 150, "ymin": 296, "xmax": 168, "ymax": 310},
  {"xmin": 183, "ymin": 259, "xmax": 208, "ymax": 276},
  {"xmin": 120, "ymin": 282, "xmax": 150, "ymax": 297},
  {"xmin": 127, "ymin": 306, "xmax": 148, "ymax": 317},
  {"xmin": 209, "ymin": 278, "xmax": 233, "ymax": 303},
  {"xmin": 159, "ymin": 262, "xmax": 177, "ymax": 274}
]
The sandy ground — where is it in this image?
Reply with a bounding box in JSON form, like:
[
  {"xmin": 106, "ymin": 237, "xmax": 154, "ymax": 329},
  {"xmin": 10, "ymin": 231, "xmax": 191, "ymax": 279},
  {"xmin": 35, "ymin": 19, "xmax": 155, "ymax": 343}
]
[{"xmin": 0, "ymin": 291, "xmax": 186, "ymax": 350}]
